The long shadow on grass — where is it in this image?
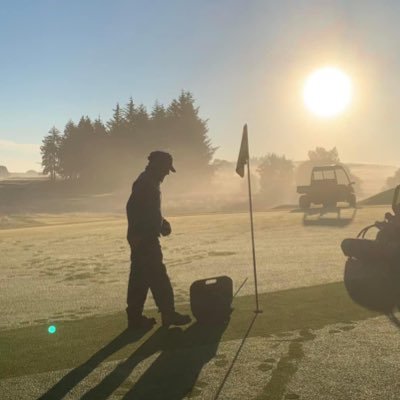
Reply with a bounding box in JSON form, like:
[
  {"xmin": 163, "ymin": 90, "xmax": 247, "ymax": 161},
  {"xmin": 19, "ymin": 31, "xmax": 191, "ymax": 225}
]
[
  {"xmin": 81, "ymin": 322, "xmax": 228, "ymax": 400},
  {"xmin": 302, "ymin": 207, "xmax": 357, "ymax": 227},
  {"xmin": 37, "ymin": 327, "xmax": 152, "ymax": 400},
  {"xmin": 214, "ymin": 312, "xmax": 258, "ymax": 400},
  {"xmin": 387, "ymin": 310, "xmax": 400, "ymax": 329}
]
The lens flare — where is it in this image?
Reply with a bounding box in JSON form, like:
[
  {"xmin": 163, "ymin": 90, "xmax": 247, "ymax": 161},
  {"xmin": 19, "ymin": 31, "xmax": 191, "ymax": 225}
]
[{"xmin": 48, "ymin": 325, "xmax": 57, "ymax": 334}]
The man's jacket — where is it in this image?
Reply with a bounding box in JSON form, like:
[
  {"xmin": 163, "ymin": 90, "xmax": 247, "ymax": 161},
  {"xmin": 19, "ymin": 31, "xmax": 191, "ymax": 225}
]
[{"xmin": 126, "ymin": 169, "xmax": 163, "ymax": 246}]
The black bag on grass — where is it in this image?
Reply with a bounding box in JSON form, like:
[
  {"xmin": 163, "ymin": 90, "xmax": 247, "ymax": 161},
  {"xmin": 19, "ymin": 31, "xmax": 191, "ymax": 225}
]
[
  {"xmin": 344, "ymin": 258, "xmax": 400, "ymax": 313},
  {"xmin": 343, "ymin": 185, "xmax": 400, "ymax": 313},
  {"xmin": 190, "ymin": 276, "xmax": 233, "ymax": 324}
]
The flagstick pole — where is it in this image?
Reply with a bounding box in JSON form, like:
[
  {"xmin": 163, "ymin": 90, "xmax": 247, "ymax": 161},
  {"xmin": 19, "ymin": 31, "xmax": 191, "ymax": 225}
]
[{"xmin": 246, "ymin": 158, "xmax": 262, "ymax": 313}]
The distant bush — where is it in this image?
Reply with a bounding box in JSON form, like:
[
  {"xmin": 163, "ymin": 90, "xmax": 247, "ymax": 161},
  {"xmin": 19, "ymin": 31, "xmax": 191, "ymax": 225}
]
[
  {"xmin": 0, "ymin": 165, "xmax": 9, "ymax": 178},
  {"xmin": 385, "ymin": 168, "xmax": 400, "ymax": 189},
  {"xmin": 257, "ymin": 153, "xmax": 295, "ymax": 205}
]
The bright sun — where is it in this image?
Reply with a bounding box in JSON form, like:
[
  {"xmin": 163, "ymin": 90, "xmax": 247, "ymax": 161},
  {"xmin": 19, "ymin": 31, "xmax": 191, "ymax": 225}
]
[{"xmin": 303, "ymin": 67, "xmax": 353, "ymax": 118}]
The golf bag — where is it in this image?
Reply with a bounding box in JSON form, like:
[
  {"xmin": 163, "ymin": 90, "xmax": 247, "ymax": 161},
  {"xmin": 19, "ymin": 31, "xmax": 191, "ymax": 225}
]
[
  {"xmin": 190, "ymin": 276, "xmax": 233, "ymax": 324},
  {"xmin": 343, "ymin": 186, "xmax": 400, "ymax": 312},
  {"xmin": 344, "ymin": 258, "xmax": 400, "ymax": 313}
]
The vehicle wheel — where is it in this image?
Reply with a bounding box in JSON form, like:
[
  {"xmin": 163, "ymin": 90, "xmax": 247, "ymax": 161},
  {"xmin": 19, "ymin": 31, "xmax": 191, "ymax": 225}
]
[
  {"xmin": 348, "ymin": 194, "xmax": 356, "ymax": 208},
  {"xmin": 299, "ymin": 195, "xmax": 310, "ymax": 209}
]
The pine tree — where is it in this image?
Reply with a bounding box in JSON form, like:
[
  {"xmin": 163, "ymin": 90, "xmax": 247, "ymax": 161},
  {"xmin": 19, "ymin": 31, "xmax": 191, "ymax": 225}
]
[
  {"xmin": 92, "ymin": 117, "xmax": 111, "ymax": 184},
  {"xmin": 151, "ymin": 101, "xmax": 167, "ymax": 124},
  {"xmin": 165, "ymin": 91, "xmax": 217, "ymax": 184},
  {"xmin": 123, "ymin": 99, "xmax": 145, "ymax": 150},
  {"xmin": 58, "ymin": 120, "xmax": 80, "ymax": 179},
  {"xmin": 149, "ymin": 101, "xmax": 167, "ymax": 149},
  {"xmin": 124, "ymin": 98, "xmax": 137, "ymax": 131},
  {"xmin": 93, "ymin": 117, "xmax": 107, "ymax": 136},
  {"xmin": 135, "ymin": 104, "xmax": 149, "ymax": 129},
  {"xmin": 41, "ymin": 127, "xmax": 61, "ymax": 180},
  {"xmin": 42, "ymin": 91, "xmax": 218, "ymax": 190},
  {"xmin": 107, "ymin": 103, "xmax": 125, "ymax": 136},
  {"xmin": 75, "ymin": 116, "xmax": 96, "ymax": 181}
]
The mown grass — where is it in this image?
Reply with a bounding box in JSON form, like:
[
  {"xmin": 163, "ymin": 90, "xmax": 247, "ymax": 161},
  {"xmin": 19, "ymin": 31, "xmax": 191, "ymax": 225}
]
[
  {"xmin": 360, "ymin": 187, "xmax": 395, "ymax": 206},
  {"xmin": 1, "ymin": 206, "xmax": 390, "ymax": 333},
  {"xmin": 1, "ymin": 281, "xmax": 376, "ymax": 380}
]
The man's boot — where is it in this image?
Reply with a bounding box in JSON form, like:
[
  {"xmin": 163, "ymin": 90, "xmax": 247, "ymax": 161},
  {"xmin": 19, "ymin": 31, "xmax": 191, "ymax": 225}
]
[{"xmin": 161, "ymin": 311, "xmax": 192, "ymax": 327}]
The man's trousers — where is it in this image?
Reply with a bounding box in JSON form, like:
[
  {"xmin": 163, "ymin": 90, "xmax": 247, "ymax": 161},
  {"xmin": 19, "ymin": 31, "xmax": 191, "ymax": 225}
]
[{"xmin": 126, "ymin": 238, "xmax": 175, "ymax": 321}]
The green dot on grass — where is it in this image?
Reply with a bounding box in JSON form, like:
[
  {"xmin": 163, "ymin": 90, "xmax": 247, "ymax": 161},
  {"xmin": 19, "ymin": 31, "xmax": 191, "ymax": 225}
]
[{"xmin": 48, "ymin": 325, "xmax": 57, "ymax": 334}]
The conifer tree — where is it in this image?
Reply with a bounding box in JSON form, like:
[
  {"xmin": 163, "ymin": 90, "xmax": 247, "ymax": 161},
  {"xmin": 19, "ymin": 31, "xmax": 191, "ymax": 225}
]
[
  {"xmin": 75, "ymin": 116, "xmax": 96, "ymax": 181},
  {"xmin": 123, "ymin": 98, "xmax": 140, "ymax": 148},
  {"xmin": 107, "ymin": 103, "xmax": 125, "ymax": 136},
  {"xmin": 124, "ymin": 98, "xmax": 137, "ymax": 131},
  {"xmin": 149, "ymin": 101, "xmax": 167, "ymax": 149},
  {"xmin": 92, "ymin": 117, "xmax": 111, "ymax": 183},
  {"xmin": 165, "ymin": 91, "xmax": 217, "ymax": 183},
  {"xmin": 41, "ymin": 126, "xmax": 61, "ymax": 180},
  {"xmin": 151, "ymin": 101, "xmax": 167, "ymax": 124},
  {"xmin": 58, "ymin": 120, "xmax": 80, "ymax": 179},
  {"xmin": 46, "ymin": 91, "xmax": 218, "ymax": 190}
]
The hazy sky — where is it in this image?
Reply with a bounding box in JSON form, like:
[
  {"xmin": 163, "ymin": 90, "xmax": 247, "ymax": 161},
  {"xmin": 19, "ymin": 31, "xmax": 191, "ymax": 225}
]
[{"xmin": 1, "ymin": 0, "xmax": 400, "ymax": 171}]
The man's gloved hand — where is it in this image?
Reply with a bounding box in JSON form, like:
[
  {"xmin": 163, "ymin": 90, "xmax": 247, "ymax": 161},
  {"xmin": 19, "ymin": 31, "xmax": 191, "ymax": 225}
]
[{"xmin": 161, "ymin": 219, "xmax": 172, "ymax": 236}]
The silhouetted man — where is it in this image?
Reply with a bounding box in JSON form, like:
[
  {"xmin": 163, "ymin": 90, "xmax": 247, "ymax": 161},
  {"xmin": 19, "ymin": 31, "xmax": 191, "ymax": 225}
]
[{"xmin": 126, "ymin": 151, "xmax": 191, "ymax": 330}]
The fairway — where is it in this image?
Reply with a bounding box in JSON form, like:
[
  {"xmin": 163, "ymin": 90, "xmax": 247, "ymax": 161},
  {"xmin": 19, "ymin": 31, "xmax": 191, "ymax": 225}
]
[
  {"xmin": 2, "ymin": 206, "xmax": 399, "ymax": 399},
  {"xmin": 0, "ymin": 206, "xmax": 387, "ymax": 330},
  {"xmin": 4, "ymin": 1, "xmax": 400, "ymax": 398}
]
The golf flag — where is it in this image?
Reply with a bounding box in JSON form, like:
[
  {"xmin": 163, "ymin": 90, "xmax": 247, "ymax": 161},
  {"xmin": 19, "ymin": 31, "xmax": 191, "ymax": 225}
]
[
  {"xmin": 236, "ymin": 124, "xmax": 249, "ymax": 177},
  {"xmin": 235, "ymin": 124, "xmax": 261, "ymax": 313}
]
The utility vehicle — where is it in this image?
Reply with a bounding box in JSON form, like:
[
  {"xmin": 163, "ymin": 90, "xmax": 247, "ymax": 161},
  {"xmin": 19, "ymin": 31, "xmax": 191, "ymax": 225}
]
[{"xmin": 297, "ymin": 165, "xmax": 356, "ymax": 209}]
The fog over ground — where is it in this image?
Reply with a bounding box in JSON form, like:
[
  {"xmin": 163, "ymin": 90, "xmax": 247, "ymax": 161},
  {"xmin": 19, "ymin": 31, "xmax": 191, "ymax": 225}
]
[
  {"xmin": 0, "ymin": 161, "xmax": 397, "ymax": 217},
  {"xmin": 162, "ymin": 161, "xmax": 397, "ymax": 215}
]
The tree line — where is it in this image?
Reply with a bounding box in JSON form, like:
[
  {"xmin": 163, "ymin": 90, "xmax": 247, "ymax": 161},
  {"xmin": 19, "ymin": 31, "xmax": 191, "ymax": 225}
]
[
  {"xmin": 40, "ymin": 91, "xmax": 216, "ymax": 188},
  {"xmin": 41, "ymin": 91, "xmax": 366, "ymax": 198}
]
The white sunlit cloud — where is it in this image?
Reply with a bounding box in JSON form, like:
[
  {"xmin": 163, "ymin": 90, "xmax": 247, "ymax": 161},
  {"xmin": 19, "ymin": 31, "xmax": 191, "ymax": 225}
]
[{"xmin": 0, "ymin": 139, "xmax": 41, "ymax": 172}]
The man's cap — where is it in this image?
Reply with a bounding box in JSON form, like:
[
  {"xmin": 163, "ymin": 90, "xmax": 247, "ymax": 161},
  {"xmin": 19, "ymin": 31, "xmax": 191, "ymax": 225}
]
[{"xmin": 148, "ymin": 151, "xmax": 176, "ymax": 172}]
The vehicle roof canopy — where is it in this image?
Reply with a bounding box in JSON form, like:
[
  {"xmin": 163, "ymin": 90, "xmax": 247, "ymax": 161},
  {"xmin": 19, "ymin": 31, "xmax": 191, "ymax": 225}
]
[
  {"xmin": 311, "ymin": 164, "xmax": 352, "ymax": 183},
  {"xmin": 312, "ymin": 164, "xmax": 346, "ymax": 171}
]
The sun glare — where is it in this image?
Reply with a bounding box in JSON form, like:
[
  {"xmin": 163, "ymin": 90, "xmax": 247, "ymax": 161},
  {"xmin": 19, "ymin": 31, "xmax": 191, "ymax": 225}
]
[{"xmin": 303, "ymin": 67, "xmax": 353, "ymax": 118}]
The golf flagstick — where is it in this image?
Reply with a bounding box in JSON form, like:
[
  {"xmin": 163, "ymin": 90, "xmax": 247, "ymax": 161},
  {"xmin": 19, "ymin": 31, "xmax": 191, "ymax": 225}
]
[{"xmin": 236, "ymin": 124, "xmax": 262, "ymax": 313}]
